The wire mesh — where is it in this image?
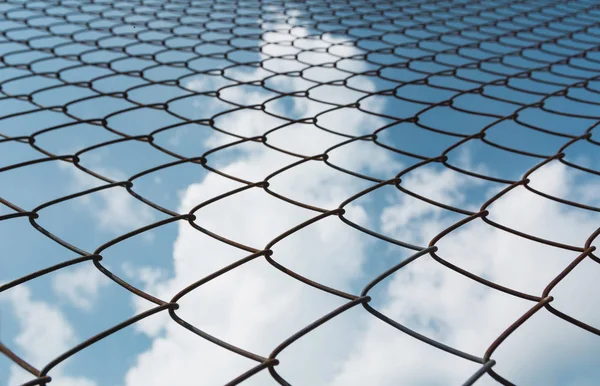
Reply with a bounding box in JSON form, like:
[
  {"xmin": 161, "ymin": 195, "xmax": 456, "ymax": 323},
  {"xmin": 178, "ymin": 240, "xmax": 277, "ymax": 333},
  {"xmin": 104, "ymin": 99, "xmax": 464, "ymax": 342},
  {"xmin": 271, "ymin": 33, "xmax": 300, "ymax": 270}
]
[{"xmin": 0, "ymin": 0, "xmax": 599, "ymax": 385}]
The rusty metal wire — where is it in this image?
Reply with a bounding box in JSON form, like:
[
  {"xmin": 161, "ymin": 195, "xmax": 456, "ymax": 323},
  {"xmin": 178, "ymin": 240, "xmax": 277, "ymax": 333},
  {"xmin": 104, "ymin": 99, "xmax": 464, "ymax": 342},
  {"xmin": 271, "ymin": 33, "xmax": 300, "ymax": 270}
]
[{"xmin": 0, "ymin": 0, "xmax": 599, "ymax": 384}]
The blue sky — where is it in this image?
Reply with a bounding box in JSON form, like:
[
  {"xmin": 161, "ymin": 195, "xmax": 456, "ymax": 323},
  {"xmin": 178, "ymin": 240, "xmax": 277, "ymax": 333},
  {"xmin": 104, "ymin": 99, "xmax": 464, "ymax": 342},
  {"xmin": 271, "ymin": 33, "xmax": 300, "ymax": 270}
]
[{"xmin": 1, "ymin": 1, "xmax": 600, "ymax": 385}]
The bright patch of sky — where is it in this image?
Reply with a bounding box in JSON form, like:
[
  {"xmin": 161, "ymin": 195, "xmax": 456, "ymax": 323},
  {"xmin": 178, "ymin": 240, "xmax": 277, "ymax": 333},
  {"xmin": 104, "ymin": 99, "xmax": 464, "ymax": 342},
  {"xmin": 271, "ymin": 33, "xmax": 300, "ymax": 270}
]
[{"xmin": 1, "ymin": 1, "xmax": 600, "ymax": 386}]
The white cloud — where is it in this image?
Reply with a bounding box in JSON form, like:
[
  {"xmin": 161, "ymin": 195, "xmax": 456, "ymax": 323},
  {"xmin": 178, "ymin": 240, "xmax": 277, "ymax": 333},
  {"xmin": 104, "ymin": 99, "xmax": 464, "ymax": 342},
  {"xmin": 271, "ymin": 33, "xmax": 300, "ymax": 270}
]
[
  {"xmin": 118, "ymin": 21, "xmax": 600, "ymax": 386},
  {"xmin": 333, "ymin": 161, "xmax": 600, "ymax": 385},
  {"xmin": 51, "ymin": 264, "xmax": 110, "ymax": 311},
  {"xmin": 121, "ymin": 27, "xmax": 403, "ymax": 386},
  {"xmin": 1, "ymin": 285, "xmax": 96, "ymax": 386},
  {"xmin": 60, "ymin": 164, "xmax": 155, "ymax": 234},
  {"xmin": 380, "ymin": 162, "xmax": 484, "ymax": 246},
  {"xmin": 122, "ymin": 149, "xmax": 599, "ymax": 385}
]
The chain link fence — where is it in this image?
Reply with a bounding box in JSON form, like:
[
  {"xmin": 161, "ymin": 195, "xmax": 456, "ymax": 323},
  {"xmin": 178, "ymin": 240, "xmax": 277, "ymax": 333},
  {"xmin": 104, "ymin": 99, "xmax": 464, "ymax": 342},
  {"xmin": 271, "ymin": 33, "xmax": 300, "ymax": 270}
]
[{"xmin": 0, "ymin": 0, "xmax": 599, "ymax": 385}]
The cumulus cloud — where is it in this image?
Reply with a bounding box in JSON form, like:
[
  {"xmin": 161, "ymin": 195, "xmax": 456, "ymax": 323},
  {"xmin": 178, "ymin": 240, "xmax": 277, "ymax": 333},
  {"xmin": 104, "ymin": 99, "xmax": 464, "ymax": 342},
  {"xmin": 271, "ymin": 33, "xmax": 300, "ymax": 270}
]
[
  {"xmin": 334, "ymin": 161, "xmax": 600, "ymax": 386},
  {"xmin": 118, "ymin": 21, "xmax": 600, "ymax": 386},
  {"xmin": 51, "ymin": 264, "xmax": 110, "ymax": 311},
  {"xmin": 121, "ymin": 27, "xmax": 403, "ymax": 386},
  {"xmin": 123, "ymin": 131, "xmax": 600, "ymax": 385},
  {"xmin": 60, "ymin": 164, "xmax": 155, "ymax": 235},
  {"xmin": 1, "ymin": 285, "xmax": 96, "ymax": 386}
]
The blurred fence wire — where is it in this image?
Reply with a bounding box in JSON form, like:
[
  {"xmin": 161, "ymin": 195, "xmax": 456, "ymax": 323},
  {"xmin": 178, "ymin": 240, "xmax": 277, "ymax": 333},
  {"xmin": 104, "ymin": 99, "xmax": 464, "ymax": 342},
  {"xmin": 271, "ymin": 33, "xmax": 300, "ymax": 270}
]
[{"xmin": 0, "ymin": 0, "xmax": 599, "ymax": 385}]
